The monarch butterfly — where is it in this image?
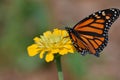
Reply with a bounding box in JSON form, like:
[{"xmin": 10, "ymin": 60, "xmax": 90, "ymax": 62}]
[{"xmin": 65, "ymin": 8, "xmax": 120, "ymax": 57}]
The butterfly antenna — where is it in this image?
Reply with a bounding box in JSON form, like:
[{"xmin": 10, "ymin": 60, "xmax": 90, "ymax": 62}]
[{"xmin": 65, "ymin": 26, "xmax": 69, "ymax": 30}]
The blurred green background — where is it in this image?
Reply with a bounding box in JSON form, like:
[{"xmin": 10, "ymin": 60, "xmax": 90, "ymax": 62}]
[{"xmin": 0, "ymin": 0, "xmax": 120, "ymax": 80}]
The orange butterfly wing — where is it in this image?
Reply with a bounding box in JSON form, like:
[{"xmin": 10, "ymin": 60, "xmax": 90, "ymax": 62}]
[{"xmin": 66, "ymin": 8, "xmax": 120, "ymax": 56}]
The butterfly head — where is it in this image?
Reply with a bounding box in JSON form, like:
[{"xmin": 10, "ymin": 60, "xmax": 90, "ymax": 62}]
[{"xmin": 65, "ymin": 27, "xmax": 73, "ymax": 33}]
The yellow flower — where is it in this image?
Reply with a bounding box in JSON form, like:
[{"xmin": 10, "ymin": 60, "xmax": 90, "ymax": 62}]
[{"xmin": 27, "ymin": 29, "xmax": 75, "ymax": 62}]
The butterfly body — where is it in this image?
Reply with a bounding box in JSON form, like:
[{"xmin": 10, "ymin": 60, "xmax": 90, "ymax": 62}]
[{"xmin": 66, "ymin": 8, "xmax": 120, "ymax": 56}]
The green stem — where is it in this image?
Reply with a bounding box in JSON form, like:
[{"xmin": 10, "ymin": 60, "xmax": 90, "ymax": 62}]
[{"xmin": 56, "ymin": 56, "xmax": 64, "ymax": 80}]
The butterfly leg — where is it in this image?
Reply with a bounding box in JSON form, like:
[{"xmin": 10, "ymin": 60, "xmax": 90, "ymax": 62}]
[{"xmin": 81, "ymin": 50, "xmax": 89, "ymax": 56}]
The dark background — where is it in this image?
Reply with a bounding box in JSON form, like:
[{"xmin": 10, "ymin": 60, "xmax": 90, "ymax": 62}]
[{"xmin": 0, "ymin": 0, "xmax": 120, "ymax": 80}]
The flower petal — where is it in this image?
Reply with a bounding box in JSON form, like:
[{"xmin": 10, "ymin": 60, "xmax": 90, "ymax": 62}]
[
  {"xmin": 59, "ymin": 48, "xmax": 68, "ymax": 55},
  {"xmin": 51, "ymin": 49, "xmax": 59, "ymax": 54},
  {"xmin": 39, "ymin": 50, "xmax": 45, "ymax": 59},
  {"xmin": 68, "ymin": 47, "xmax": 75, "ymax": 53},
  {"xmin": 53, "ymin": 29, "xmax": 61, "ymax": 36},
  {"xmin": 45, "ymin": 53, "xmax": 54, "ymax": 62},
  {"xmin": 43, "ymin": 31, "xmax": 52, "ymax": 38},
  {"xmin": 62, "ymin": 30, "xmax": 68, "ymax": 37},
  {"xmin": 34, "ymin": 37, "xmax": 41, "ymax": 43},
  {"xmin": 27, "ymin": 44, "xmax": 40, "ymax": 56},
  {"xmin": 64, "ymin": 45, "xmax": 73, "ymax": 49}
]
